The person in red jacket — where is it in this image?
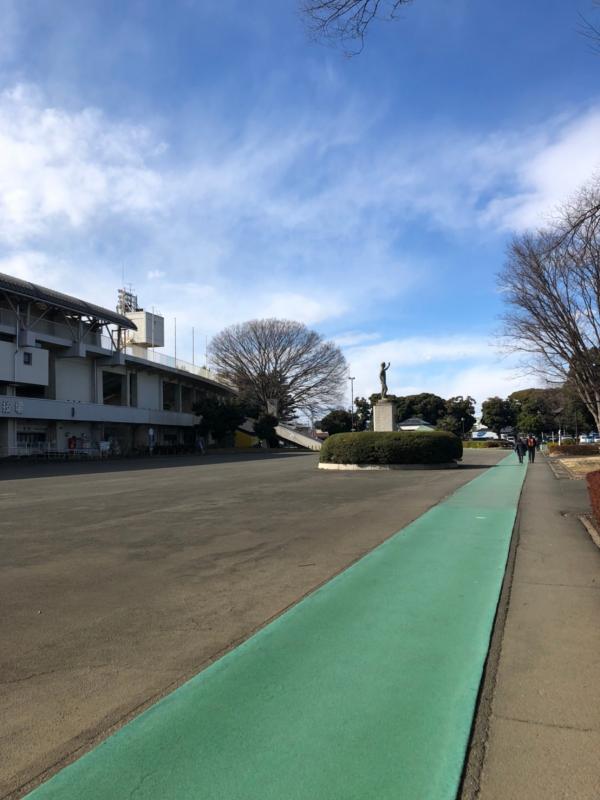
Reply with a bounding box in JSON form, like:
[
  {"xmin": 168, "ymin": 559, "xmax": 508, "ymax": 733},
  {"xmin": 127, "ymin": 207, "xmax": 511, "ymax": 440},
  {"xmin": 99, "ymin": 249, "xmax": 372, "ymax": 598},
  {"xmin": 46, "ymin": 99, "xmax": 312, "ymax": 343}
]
[{"xmin": 526, "ymin": 434, "xmax": 537, "ymax": 463}]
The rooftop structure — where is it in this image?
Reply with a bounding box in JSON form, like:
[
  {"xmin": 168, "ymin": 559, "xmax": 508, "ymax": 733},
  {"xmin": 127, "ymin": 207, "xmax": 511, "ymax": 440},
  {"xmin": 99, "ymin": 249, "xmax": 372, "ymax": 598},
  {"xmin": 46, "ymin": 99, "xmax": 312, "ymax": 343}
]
[{"xmin": 397, "ymin": 416, "xmax": 435, "ymax": 431}]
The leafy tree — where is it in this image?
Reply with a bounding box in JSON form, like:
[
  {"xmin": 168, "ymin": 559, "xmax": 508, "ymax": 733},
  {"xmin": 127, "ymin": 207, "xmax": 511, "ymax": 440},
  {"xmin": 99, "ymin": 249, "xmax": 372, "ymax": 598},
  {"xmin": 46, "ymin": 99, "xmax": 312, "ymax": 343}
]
[
  {"xmin": 396, "ymin": 393, "xmax": 447, "ymax": 425},
  {"xmin": 209, "ymin": 319, "xmax": 347, "ymax": 420},
  {"xmin": 560, "ymin": 386, "xmax": 596, "ymax": 433},
  {"xmin": 436, "ymin": 396, "xmax": 476, "ymax": 437},
  {"xmin": 318, "ymin": 409, "xmax": 353, "ymax": 435},
  {"xmin": 253, "ymin": 414, "xmax": 280, "ymax": 447},
  {"xmin": 354, "ymin": 396, "xmax": 372, "ymax": 431},
  {"xmin": 509, "ymin": 388, "xmax": 557, "ymax": 435},
  {"xmin": 193, "ymin": 396, "xmax": 247, "ymax": 443},
  {"xmin": 481, "ymin": 397, "xmax": 517, "ymax": 437},
  {"xmin": 369, "ymin": 392, "xmax": 397, "ymax": 405}
]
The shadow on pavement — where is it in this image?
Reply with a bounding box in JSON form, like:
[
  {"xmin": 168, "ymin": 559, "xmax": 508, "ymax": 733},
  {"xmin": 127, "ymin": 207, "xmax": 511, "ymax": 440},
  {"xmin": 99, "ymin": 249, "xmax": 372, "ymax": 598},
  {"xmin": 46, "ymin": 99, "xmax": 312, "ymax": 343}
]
[{"xmin": 0, "ymin": 450, "xmax": 313, "ymax": 481}]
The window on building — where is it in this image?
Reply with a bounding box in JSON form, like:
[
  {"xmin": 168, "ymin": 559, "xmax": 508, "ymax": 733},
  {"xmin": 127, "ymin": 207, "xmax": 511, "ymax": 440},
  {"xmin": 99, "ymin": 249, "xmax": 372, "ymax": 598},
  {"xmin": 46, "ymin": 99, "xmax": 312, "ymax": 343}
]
[
  {"xmin": 129, "ymin": 372, "xmax": 138, "ymax": 407},
  {"xmin": 181, "ymin": 386, "xmax": 193, "ymax": 413},
  {"xmin": 23, "ymin": 352, "xmax": 32, "ymax": 365},
  {"xmin": 162, "ymin": 381, "xmax": 178, "ymax": 411},
  {"xmin": 15, "ymin": 384, "xmax": 46, "ymax": 398},
  {"xmin": 102, "ymin": 371, "xmax": 125, "ymax": 406}
]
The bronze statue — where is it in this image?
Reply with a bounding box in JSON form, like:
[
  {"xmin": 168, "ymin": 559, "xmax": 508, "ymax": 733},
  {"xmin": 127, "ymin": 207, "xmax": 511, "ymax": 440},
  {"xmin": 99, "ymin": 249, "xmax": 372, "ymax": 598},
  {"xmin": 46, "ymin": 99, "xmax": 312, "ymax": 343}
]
[{"xmin": 379, "ymin": 362, "xmax": 390, "ymax": 399}]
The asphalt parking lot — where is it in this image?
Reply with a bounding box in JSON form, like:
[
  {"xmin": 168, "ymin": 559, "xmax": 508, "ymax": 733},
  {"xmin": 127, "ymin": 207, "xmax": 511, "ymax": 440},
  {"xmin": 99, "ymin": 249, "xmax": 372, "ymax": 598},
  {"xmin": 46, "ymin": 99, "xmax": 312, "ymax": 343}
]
[{"xmin": 0, "ymin": 449, "xmax": 506, "ymax": 798}]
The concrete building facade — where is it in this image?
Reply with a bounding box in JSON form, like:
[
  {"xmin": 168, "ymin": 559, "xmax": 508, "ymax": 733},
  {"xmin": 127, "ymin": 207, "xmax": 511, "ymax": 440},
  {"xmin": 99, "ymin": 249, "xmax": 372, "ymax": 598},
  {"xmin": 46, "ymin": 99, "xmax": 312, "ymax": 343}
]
[{"xmin": 0, "ymin": 273, "xmax": 233, "ymax": 457}]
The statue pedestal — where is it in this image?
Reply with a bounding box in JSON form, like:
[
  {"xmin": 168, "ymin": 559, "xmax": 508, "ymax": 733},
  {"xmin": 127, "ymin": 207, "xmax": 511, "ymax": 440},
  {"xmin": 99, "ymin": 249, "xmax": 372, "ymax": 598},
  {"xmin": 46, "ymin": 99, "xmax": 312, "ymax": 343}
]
[{"xmin": 373, "ymin": 399, "xmax": 395, "ymax": 432}]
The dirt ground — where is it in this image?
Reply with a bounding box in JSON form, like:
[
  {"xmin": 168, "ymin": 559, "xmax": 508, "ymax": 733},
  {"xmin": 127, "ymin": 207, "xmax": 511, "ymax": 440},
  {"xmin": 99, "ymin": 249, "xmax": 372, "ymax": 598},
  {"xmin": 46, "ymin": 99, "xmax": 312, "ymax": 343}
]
[{"xmin": 556, "ymin": 456, "xmax": 600, "ymax": 478}]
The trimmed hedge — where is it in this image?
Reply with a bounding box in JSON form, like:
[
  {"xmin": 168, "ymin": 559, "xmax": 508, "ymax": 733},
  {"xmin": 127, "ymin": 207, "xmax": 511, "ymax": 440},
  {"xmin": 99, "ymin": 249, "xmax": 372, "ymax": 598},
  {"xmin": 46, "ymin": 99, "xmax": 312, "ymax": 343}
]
[
  {"xmin": 547, "ymin": 443, "xmax": 600, "ymax": 457},
  {"xmin": 586, "ymin": 470, "xmax": 600, "ymax": 526},
  {"xmin": 319, "ymin": 430, "xmax": 462, "ymax": 465}
]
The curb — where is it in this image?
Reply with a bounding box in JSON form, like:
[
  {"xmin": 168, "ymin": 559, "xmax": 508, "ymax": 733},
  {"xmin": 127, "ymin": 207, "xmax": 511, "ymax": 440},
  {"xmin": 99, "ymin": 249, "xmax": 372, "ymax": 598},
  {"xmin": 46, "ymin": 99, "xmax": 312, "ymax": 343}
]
[
  {"xmin": 578, "ymin": 514, "xmax": 600, "ymax": 550},
  {"xmin": 317, "ymin": 462, "xmax": 458, "ymax": 471}
]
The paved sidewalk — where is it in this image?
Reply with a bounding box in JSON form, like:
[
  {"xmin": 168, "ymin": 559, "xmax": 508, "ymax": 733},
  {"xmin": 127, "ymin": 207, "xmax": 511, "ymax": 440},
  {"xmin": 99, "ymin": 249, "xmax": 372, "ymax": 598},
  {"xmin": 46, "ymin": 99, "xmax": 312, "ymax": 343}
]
[{"xmin": 476, "ymin": 457, "xmax": 600, "ymax": 798}]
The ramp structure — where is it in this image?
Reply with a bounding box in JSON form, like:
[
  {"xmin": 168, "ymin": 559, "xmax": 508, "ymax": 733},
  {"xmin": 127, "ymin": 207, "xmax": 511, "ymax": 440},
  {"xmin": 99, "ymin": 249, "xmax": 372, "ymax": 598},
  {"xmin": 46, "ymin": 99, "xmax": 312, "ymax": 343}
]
[{"xmin": 274, "ymin": 423, "xmax": 322, "ymax": 451}]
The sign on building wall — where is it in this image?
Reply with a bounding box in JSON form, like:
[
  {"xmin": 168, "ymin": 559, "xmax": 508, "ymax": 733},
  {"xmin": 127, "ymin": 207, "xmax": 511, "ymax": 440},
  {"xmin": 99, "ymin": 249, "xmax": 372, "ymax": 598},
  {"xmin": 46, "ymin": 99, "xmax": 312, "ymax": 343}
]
[{"xmin": 0, "ymin": 398, "xmax": 24, "ymax": 415}]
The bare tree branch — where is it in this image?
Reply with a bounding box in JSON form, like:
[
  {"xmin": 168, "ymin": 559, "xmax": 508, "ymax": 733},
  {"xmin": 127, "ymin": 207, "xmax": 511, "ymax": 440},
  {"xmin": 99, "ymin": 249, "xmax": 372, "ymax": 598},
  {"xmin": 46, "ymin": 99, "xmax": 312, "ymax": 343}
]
[
  {"xmin": 300, "ymin": 0, "xmax": 412, "ymax": 53},
  {"xmin": 579, "ymin": 1, "xmax": 600, "ymax": 55}
]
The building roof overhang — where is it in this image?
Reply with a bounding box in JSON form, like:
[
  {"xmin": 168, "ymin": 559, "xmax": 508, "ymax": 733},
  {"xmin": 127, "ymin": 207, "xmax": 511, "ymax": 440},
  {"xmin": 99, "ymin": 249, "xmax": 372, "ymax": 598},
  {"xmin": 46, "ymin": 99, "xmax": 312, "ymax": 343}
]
[{"xmin": 0, "ymin": 272, "xmax": 137, "ymax": 330}]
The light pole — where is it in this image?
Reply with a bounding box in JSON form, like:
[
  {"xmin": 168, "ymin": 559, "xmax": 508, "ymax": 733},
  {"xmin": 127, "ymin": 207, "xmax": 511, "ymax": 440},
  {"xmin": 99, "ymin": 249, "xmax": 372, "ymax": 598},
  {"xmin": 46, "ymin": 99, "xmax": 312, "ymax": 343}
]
[
  {"xmin": 461, "ymin": 416, "xmax": 465, "ymax": 440},
  {"xmin": 348, "ymin": 376, "xmax": 355, "ymax": 431}
]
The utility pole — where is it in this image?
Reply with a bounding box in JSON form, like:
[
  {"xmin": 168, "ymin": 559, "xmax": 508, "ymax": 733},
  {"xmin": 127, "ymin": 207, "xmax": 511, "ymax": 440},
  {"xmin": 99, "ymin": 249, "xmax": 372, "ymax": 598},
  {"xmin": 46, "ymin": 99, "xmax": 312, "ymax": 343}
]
[{"xmin": 349, "ymin": 376, "xmax": 355, "ymax": 430}]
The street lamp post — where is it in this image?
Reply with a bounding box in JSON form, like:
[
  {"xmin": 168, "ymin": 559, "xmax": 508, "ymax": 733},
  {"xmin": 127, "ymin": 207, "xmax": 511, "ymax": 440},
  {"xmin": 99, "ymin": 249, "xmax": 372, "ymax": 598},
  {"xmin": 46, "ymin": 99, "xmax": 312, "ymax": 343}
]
[
  {"xmin": 461, "ymin": 416, "xmax": 465, "ymax": 440},
  {"xmin": 349, "ymin": 376, "xmax": 356, "ymax": 431}
]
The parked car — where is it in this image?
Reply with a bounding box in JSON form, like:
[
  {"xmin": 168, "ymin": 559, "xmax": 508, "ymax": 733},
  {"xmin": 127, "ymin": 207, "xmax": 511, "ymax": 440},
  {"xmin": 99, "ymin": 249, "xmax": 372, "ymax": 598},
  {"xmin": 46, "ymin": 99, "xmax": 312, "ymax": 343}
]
[{"xmin": 579, "ymin": 433, "xmax": 600, "ymax": 444}]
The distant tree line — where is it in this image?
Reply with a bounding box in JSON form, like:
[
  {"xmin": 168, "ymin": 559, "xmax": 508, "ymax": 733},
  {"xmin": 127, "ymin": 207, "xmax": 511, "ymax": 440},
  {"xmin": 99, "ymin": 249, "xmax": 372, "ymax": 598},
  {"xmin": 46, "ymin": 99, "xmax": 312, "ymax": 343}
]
[{"xmin": 481, "ymin": 387, "xmax": 594, "ymax": 438}]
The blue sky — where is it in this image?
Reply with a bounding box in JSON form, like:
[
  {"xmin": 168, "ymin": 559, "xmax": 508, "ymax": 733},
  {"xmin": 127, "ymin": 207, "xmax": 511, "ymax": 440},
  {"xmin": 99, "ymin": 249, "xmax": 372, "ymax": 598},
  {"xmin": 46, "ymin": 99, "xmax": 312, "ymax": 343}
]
[{"xmin": 1, "ymin": 0, "xmax": 600, "ymax": 407}]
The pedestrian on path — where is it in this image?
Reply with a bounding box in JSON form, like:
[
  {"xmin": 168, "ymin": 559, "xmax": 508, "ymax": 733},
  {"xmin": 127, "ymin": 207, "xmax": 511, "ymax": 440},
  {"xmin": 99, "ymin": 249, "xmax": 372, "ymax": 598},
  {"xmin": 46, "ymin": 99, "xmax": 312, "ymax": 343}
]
[
  {"xmin": 514, "ymin": 437, "xmax": 526, "ymax": 464},
  {"xmin": 527, "ymin": 434, "xmax": 537, "ymax": 463}
]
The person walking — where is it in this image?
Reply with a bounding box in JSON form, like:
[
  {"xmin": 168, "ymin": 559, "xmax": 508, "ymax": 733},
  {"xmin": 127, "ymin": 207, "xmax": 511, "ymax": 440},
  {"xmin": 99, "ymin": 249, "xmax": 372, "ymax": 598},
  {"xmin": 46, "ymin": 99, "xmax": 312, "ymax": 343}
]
[
  {"xmin": 527, "ymin": 434, "xmax": 537, "ymax": 463},
  {"xmin": 514, "ymin": 436, "xmax": 526, "ymax": 464}
]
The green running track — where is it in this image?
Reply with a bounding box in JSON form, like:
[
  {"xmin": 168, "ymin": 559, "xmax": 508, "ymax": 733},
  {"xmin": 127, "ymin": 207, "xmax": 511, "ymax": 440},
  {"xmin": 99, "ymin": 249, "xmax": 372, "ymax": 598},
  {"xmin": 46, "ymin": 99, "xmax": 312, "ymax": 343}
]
[{"xmin": 27, "ymin": 455, "xmax": 526, "ymax": 800}]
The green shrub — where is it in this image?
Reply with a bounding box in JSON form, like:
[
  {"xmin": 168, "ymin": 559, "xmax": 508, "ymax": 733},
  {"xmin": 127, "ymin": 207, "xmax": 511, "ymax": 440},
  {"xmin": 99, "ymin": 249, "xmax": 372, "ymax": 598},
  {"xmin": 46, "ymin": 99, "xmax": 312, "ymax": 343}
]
[
  {"xmin": 586, "ymin": 470, "xmax": 600, "ymax": 525},
  {"xmin": 319, "ymin": 431, "xmax": 462, "ymax": 465}
]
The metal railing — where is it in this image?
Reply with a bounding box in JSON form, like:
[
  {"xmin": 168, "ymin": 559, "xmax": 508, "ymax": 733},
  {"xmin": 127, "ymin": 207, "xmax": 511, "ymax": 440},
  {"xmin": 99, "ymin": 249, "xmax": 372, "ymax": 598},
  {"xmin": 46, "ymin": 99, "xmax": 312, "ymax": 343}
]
[
  {"xmin": 96, "ymin": 334, "xmax": 230, "ymax": 387},
  {"xmin": 129, "ymin": 348, "xmax": 217, "ymax": 383}
]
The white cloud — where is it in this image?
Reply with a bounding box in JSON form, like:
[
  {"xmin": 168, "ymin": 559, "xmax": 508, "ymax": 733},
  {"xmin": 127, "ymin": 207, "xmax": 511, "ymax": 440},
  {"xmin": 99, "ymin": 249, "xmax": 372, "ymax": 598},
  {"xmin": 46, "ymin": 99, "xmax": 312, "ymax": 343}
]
[
  {"xmin": 260, "ymin": 291, "xmax": 346, "ymax": 324},
  {"xmin": 478, "ymin": 110, "xmax": 600, "ymax": 231},
  {"xmin": 333, "ymin": 331, "xmax": 381, "ymax": 348},
  {"xmin": 1, "ymin": 82, "xmax": 599, "ymax": 386},
  {"xmin": 0, "ymin": 84, "xmax": 165, "ymax": 245},
  {"xmin": 0, "ymin": 250, "xmax": 60, "ymax": 285}
]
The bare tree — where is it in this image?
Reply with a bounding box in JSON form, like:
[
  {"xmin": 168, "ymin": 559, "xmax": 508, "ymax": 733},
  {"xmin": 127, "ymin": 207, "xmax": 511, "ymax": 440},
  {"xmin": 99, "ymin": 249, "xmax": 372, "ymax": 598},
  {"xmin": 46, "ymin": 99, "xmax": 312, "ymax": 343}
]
[
  {"xmin": 500, "ymin": 182, "xmax": 600, "ymax": 430},
  {"xmin": 209, "ymin": 319, "xmax": 348, "ymax": 419},
  {"xmin": 555, "ymin": 175, "xmax": 600, "ymax": 254},
  {"xmin": 580, "ymin": 1, "xmax": 600, "ymax": 54},
  {"xmin": 300, "ymin": 0, "xmax": 412, "ymax": 52}
]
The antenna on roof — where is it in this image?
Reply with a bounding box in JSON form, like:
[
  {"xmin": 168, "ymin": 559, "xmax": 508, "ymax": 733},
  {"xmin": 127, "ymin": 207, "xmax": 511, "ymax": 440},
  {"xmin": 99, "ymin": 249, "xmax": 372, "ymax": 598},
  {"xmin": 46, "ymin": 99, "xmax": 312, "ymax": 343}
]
[{"xmin": 117, "ymin": 286, "xmax": 139, "ymax": 315}]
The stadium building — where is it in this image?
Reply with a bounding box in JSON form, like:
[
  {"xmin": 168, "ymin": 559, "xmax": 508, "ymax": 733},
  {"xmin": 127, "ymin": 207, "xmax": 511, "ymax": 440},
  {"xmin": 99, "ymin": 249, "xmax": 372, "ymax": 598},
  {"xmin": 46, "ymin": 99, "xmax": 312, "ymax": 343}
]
[{"xmin": 0, "ymin": 273, "xmax": 233, "ymax": 458}]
